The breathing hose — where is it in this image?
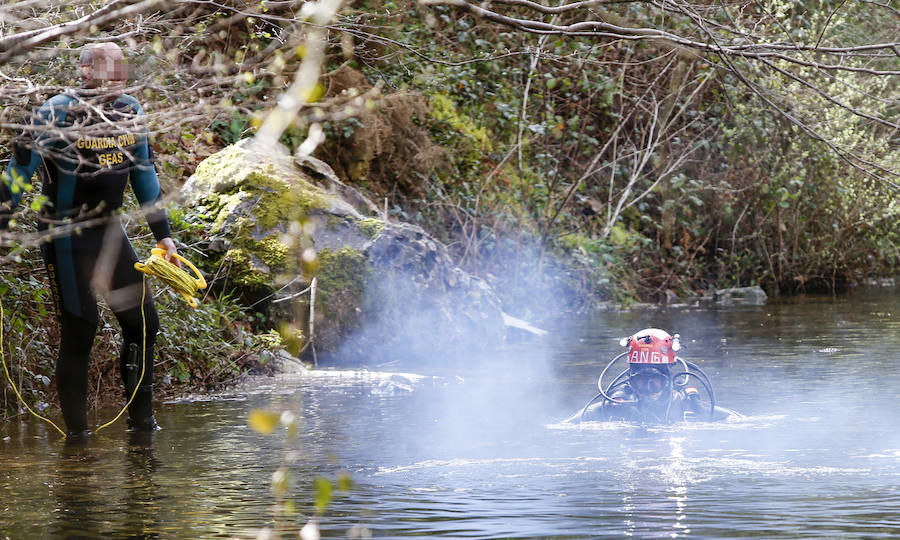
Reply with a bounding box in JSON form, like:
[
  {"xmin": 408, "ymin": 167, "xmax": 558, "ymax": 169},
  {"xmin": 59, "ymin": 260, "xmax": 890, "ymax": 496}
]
[
  {"xmin": 580, "ymin": 353, "xmax": 631, "ymax": 421},
  {"xmin": 581, "ymin": 353, "xmax": 720, "ymax": 423},
  {"xmin": 595, "ymin": 352, "xmax": 630, "ymax": 403}
]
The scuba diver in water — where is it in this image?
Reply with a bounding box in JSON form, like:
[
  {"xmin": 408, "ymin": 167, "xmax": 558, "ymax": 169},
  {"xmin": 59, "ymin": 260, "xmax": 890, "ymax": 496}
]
[
  {"xmin": 0, "ymin": 43, "xmax": 178, "ymax": 438},
  {"xmin": 567, "ymin": 328, "xmax": 740, "ymax": 424}
]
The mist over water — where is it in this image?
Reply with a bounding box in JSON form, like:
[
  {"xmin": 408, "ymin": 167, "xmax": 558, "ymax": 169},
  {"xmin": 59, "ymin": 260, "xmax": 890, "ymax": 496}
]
[
  {"xmin": 334, "ymin": 284, "xmax": 900, "ymax": 537},
  {"xmin": 2, "ymin": 284, "xmax": 899, "ymax": 537}
]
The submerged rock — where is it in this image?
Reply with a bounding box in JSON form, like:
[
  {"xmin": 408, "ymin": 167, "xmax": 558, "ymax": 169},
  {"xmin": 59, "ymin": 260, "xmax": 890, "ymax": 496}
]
[
  {"xmin": 180, "ymin": 140, "xmax": 505, "ymax": 364},
  {"xmin": 714, "ymin": 286, "xmax": 768, "ymax": 306}
]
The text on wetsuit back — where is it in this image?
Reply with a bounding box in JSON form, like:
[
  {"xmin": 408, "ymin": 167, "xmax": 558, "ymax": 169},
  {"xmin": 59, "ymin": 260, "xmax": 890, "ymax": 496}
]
[{"xmin": 76, "ymin": 134, "xmax": 137, "ymax": 167}]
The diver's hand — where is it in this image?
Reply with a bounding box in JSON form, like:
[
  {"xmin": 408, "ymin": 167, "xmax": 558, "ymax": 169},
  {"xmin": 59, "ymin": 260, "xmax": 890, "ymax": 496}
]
[{"xmin": 157, "ymin": 237, "xmax": 180, "ymax": 267}]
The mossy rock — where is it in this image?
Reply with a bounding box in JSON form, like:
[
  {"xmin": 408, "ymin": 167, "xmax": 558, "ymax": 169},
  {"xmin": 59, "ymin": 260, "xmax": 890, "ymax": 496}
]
[
  {"xmin": 182, "ymin": 139, "xmax": 506, "ymax": 365},
  {"xmin": 181, "ymin": 139, "xmax": 362, "ymax": 305}
]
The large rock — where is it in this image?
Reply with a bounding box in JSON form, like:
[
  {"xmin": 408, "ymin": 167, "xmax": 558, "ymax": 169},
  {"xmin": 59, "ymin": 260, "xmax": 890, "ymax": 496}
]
[
  {"xmin": 345, "ymin": 222, "xmax": 505, "ymax": 363},
  {"xmin": 181, "ymin": 139, "xmax": 362, "ymax": 302},
  {"xmin": 180, "ymin": 140, "xmax": 505, "ymax": 364}
]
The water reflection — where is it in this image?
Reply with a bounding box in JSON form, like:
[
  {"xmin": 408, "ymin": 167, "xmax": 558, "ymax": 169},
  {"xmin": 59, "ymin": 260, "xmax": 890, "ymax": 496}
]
[
  {"xmin": 46, "ymin": 432, "xmax": 163, "ymax": 539},
  {"xmin": 0, "ymin": 285, "xmax": 898, "ymax": 537},
  {"xmin": 121, "ymin": 432, "xmax": 163, "ymax": 539},
  {"xmin": 54, "ymin": 440, "xmax": 109, "ymax": 539}
]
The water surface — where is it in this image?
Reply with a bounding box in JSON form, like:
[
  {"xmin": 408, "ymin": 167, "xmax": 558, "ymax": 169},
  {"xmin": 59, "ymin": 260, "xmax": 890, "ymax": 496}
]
[{"xmin": 2, "ymin": 285, "xmax": 899, "ymax": 538}]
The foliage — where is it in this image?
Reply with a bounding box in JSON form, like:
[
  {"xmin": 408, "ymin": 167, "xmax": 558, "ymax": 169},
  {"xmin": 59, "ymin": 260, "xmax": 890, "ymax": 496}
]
[
  {"xmin": 0, "ymin": 0, "xmax": 896, "ymax": 419},
  {"xmin": 326, "ymin": 0, "xmax": 898, "ymax": 305}
]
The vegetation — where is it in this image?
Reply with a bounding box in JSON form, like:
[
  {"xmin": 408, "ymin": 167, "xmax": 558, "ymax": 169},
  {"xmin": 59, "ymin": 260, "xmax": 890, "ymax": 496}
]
[
  {"xmin": 0, "ymin": 0, "xmax": 898, "ymax": 421},
  {"xmin": 333, "ymin": 0, "xmax": 898, "ymax": 304}
]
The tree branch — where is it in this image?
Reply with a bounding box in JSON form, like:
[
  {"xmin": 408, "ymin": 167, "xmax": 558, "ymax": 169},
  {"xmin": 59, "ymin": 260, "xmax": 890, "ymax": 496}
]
[{"xmin": 0, "ymin": 0, "xmax": 168, "ymax": 64}]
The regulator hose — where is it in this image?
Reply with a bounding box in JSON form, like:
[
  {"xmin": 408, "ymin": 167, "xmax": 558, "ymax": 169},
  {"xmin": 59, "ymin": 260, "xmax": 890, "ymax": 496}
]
[
  {"xmin": 579, "ymin": 353, "xmax": 632, "ymax": 421},
  {"xmin": 595, "ymin": 352, "xmax": 630, "ymax": 403},
  {"xmin": 672, "ymin": 358, "xmax": 717, "ymax": 422}
]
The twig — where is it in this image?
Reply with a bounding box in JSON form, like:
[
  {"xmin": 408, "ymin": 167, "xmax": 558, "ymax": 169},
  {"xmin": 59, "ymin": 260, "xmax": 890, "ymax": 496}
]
[{"xmin": 308, "ymin": 277, "xmax": 317, "ymax": 368}]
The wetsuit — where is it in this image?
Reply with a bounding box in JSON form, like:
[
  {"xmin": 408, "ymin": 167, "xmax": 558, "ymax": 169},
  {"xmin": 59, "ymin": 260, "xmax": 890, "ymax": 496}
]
[
  {"xmin": 1, "ymin": 91, "xmax": 171, "ymax": 434},
  {"xmin": 577, "ymin": 386, "xmax": 708, "ymax": 424}
]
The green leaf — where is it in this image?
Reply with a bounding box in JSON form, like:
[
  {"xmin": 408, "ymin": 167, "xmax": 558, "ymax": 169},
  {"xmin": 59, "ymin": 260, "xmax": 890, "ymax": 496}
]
[
  {"xmin": 337, "ymin": 472, "xmax": 352, "ymax": 492},
  {"xmin": 248, "ymin": 409, "xmax": 280, "ymax": 435},
  {"xmin": 314, "ymin": 477, "xmax": 333, "ymax": 513}
]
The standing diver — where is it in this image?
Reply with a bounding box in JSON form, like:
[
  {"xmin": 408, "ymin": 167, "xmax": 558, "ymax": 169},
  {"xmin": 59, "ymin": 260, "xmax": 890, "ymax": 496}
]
[
  {"xmin": 568, "ymin": 328, "xmax": 740, "ymax": 424},
  {"xmin": 0, "ymin": 43, "xmax": 179, "ymax": 439}
]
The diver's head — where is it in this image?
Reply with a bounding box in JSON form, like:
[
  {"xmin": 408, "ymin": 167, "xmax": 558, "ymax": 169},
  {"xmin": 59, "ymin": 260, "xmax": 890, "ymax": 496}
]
[
  {"xmin": 79, "ymin": 43, "xmax": 128, "ymax": 97},
  {"xmin": 620, "ymin": 328, "xmax": 680, "ymax": 403}
]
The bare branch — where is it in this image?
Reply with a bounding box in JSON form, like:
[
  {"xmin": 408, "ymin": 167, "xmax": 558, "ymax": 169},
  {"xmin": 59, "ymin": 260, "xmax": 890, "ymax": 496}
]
[
  {"xmin": 420, "ymin": 0, "xmax": 898, "ymax": 190},
  {"xmin": 0, "ymin": 0, "xmax": 169, "ymax": 64}
]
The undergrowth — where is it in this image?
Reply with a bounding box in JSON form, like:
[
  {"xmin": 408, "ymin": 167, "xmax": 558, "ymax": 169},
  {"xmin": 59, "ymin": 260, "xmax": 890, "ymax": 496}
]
[{"xmin": 0, "ymin": 197, "xmax": 282, "ymax": 421}]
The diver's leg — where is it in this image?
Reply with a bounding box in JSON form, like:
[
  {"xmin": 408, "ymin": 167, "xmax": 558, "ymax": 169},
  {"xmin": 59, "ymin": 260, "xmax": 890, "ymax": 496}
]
[
  {"xmin": 56, "ymin": 313, "xmax": 98, "ymax": 436},
  {"xmin": 107, "ymin": 235, "xmax": 160, "ymax": 431},
  {"xmin": 41, "ymin": 240, "xmax": 98, "ymax": 437}
]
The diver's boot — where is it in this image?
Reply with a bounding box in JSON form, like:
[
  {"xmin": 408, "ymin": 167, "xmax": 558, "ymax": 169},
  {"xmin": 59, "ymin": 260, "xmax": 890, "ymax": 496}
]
[
  {"xmin": 64, "ymin": 429, "xmax": 93, "ymax": 444},
  {"xmin": 127, "ymin": 415, "xmax": 159, "ymax": 432},
  {"xmin": 123, "ymin": 343, "xmax": 160, "ymax": 432},
  {"xmin": 125, "ymin": 384, "xmax": 160, "ymax": 432}
]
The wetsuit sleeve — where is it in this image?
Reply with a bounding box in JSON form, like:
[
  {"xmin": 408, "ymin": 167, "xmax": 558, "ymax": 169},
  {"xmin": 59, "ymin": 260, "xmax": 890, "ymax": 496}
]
[
  {"xmin": 1, "ymin": 98, "xmax": 59, "ymax": 229},
  {"xmin": 126, "ymin": 100, "xmax": 171, "ymax": 242}
]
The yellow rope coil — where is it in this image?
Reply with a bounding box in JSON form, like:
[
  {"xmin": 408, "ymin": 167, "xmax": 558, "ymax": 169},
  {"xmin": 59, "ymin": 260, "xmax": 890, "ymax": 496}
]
[{"xmin": 134, "ymin": 247, "xmax": 207, "ymax": 308}]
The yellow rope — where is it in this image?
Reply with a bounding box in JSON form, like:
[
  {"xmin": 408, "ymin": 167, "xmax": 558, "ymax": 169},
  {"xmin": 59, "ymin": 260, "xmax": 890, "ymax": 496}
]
[
  {"xmin": 97, "ymin": 248, "xmax": 206, "ymax": 431},
  {"xmin": 1, "ymin": 247, "xmax": 206, "ymax": 439},
  {"xmin": 133, "ymin": 247, "xmax": 207, "ymax": 308},
  {"xmin": 0, "ymin": 294, "xmax": 68, "ymax": 438},
  {"xmin": 95, "ymin": 274, "xmax": 148, "ymax": 433}
]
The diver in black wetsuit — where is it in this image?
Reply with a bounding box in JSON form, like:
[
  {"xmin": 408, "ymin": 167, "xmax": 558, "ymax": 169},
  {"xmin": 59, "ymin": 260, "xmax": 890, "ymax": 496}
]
[
  {"xmin": 568, "ymin": 328, "xmax": 740, "ymax": 424},
  {"xmin": 0, "ymin": 43, "xmax": 179, "ymax": 438},
  {"xmin": 580, "ymin": 363, "xmax": 706, "ymax": 424}
]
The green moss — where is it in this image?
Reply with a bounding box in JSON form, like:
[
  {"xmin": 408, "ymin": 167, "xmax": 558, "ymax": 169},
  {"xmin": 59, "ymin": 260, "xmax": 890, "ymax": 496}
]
[
  {"xmin": 188, "ymin": 144, "xmax": 256, "ymax": 193},
  {"xmin": 187, "ymin": 142, "xmax": 332, "ymax": 235},
  {"xmin": 316, "ymin": 246, "xmax": 370, "ymax": 304},
  {"xmin": 185, "ymin": 142, "xmax": 352, "ymax": 305},
  {"xmin": 257, "ymin": 236, "xmax": 289, "ymax": 269},
  {"xmin": 559, "ymin": 232, "xmax": 595, "ymax": 252},
  {"xmin": 249, "ymin": 329, "xmax": 286, "ymax": 350},
  {"xmin": 223, "ymin": 248, "xmax": 272, "ymax": 293},
  {"xmin": 429, "ymin": 93, "xmax": 492, "ymax": 152},
  {"xmin": 242, "ymin": 170, "xmax": 329, "ymax": 231},
  {"xmin": 208, "ymin": 192, "xmax": 248, "ymax": 233},
  {"xmin": 608, "ymin": 223, "xmax": 643, "ymax": 248},
  {"xmin": 357, "ymin": 218, "xmax": 385, "ymax": 240}
]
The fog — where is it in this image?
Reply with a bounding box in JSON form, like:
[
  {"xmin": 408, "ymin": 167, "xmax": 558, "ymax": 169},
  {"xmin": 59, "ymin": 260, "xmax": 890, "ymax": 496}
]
[{"xmin": 331, "ymin": 274, "xmax": 900, "ymax": 466}]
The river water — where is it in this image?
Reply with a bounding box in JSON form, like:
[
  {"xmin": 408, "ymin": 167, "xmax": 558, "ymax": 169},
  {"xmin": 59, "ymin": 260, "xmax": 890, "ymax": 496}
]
[{"xmin": 1, "ymin": 285, "xmax": 899, "ymax": 538}]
